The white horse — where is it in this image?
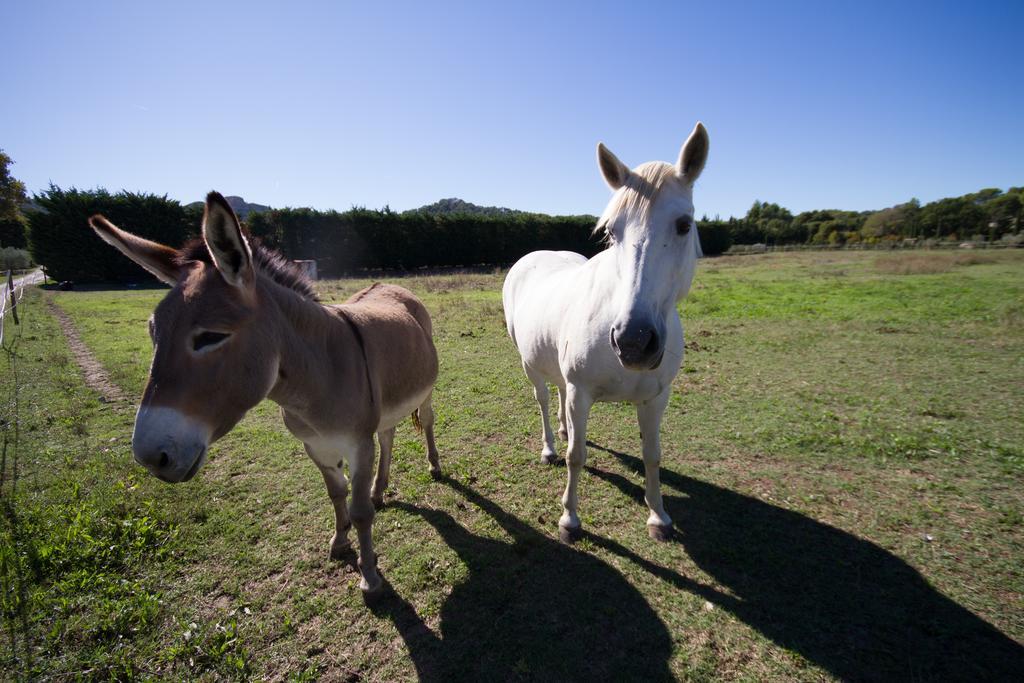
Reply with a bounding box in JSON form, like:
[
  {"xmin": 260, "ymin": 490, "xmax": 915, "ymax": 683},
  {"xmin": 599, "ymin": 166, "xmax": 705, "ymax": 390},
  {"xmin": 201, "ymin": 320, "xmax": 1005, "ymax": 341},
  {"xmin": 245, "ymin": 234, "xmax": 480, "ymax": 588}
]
[{"xmin": 503, "ymin": 123, "xmax": 708, "ymax": 542}]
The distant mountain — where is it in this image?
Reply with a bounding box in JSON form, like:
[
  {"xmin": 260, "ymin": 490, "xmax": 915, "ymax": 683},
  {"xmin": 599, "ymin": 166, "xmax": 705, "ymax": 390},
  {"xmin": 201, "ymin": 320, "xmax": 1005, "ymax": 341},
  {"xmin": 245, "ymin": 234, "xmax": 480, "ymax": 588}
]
[
  {"xmin": 404, "ymin": 197, "xmax": 525, "ymax": 217},
  {"xmin": 187, "ymin": 196, "xmax": 271, "ymax": 219}
]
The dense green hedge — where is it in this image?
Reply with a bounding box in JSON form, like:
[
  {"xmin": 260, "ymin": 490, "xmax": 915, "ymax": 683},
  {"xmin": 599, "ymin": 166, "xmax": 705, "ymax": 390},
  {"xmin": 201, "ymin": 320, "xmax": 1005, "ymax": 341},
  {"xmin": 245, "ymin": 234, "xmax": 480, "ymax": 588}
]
[
  {"xmin": 0, "ymin": 214, "xmax": 28, "ymax": 249},
  {"xmin": 27, "ymin": 188, "xmax": 732, "ymax": 284},
  {"xmin": 696, "ymin": 221, "xmax": 731, "ymax": 256},
  {"xmin": 27, "ymin": 187, "xmax": 194, "ymax": 283},
  {"xmin": 247, "ymin": 208, "xmax": 605, "ymax": 275}
]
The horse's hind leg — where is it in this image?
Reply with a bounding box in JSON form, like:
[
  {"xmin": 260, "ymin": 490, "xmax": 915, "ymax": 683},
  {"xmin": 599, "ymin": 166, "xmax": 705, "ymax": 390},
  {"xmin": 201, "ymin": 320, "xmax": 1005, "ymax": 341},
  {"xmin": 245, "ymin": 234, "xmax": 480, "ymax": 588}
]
[
  {"xmin": 525, "ymin": 364, "xmax": 558, "ymax": 464},
  {"xmin": 556, "ymin": 384, "xmax": 568, "ymax": 442},
  {"xmin": 559, "ymin": 383, "xmax": 593, "ymax": 543},
  {"xmin": 417, "ymin": 391, "xmax": 441, "ymax": 478},
  {"xmin": 371, "ymin": 427, "xmax": 396, "ymax": 510},
  {"xmin": 637, "ymin": 389, "xmax": 673, "ymax": 541}
]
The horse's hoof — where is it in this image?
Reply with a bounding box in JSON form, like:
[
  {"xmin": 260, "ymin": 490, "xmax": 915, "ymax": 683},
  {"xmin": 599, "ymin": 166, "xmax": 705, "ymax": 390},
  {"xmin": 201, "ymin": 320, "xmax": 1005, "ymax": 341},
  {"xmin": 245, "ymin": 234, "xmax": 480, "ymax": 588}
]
[
  {"xmin": 647, "ymin": 523, "xmax": 674, "ymax": 542},
  {"xmin": 558, "ymin": 524, "xmax": 582, "ymax": 544},
  {"xmin": 429, "ymin": 467, "xmax": 442, "ymax": 480},
  {"xmin": 540, "ymin": 452, "xmax": 559, "ymax": 465},
  {"xmin": 558, "ymin": 429, "xmax": 568, "ymax": 442},
  {"xmin": 371, "ymin": 496, "xmax": 385, "ymax": 511}
]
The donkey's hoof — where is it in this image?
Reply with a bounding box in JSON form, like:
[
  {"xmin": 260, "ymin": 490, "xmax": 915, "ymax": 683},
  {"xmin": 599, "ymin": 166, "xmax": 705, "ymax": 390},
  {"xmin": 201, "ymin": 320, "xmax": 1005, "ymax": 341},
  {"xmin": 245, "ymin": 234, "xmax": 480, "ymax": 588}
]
[
  {"xmin": 558, "ymin": 524, "xmax": 583, "ymax": 544},
  {"xmin": 371, "ymin": 495, "xmax": 385, "ymax": 511},
  {"xmin": 540, "ymin": 452, "xmax": 559, "ymax": 465},
  {"xmin": 429, "ymin": 466, "xmax": 443, "ymax": 480},
  {"xmin": 328, "ymin": 536, "xmax": 354, "ymax": 561},
  {"xmin": 558, "ymin": 428, "xmax": 568, "ymax": 442},
  {"xmin": 647, "ymin": 523, "xmax": 674, "ymax": 542},
  {"xmin": 359, "ymin": 573, "xmax": 384, "ymax": 595}
]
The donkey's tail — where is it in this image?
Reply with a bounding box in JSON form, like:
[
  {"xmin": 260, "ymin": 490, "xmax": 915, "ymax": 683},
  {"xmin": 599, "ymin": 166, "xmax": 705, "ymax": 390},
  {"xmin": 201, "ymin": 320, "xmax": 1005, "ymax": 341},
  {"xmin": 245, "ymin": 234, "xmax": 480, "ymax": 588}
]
[{"xmin": 411, "ymin": 409, "xmax": 424, "ymax": 433}]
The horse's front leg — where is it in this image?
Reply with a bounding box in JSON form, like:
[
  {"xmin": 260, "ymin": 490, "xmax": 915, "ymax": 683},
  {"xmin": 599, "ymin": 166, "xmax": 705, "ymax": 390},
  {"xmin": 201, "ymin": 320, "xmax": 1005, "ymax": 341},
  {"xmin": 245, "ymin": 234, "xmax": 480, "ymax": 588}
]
[
  {"xmin": 306, "ymin": 444, "xmax": 353, "ymax": 560},
  {"xmin": 349, "ymin": 436, "xmax": 383, "ymax": 594},
  {"xmin": 559, "ymin": 384, "xmax": 592, "ymax": 543},
  {"xmin": 637, "ymin": 389, "xmax": 673, "ymax": 541}
]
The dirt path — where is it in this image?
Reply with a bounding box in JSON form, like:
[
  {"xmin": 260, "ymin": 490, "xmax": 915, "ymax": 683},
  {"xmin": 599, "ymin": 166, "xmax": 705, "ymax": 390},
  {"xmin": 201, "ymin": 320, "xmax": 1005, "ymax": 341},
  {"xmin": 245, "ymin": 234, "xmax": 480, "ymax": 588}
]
[{"xmin": 47, "ymin": 297, "xmax": 127, "ymax": 404}]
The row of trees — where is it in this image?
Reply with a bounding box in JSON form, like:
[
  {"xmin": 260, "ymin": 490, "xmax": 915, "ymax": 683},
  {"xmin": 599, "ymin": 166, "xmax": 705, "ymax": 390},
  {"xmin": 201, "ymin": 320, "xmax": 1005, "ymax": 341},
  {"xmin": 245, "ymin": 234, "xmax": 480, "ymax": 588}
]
[
  {"xmin": 3, "ymin": 149, "xmax": 1020, "ymax": 282},
  {"xmin": 17, "ymin": 186, "xmax": 734, "ymax": 283},
  {"xmin": 700, "ymin": 187, "xmax": 1024, "ymax": 247},
  {"xmin": 0, "ymin": 150, "xmax": 29, "ymax": 251}
]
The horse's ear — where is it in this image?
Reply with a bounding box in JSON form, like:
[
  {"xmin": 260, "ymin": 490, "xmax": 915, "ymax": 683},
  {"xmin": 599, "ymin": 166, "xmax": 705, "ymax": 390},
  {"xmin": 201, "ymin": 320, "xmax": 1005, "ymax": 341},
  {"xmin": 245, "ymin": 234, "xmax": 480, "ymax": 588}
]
[
  {"xmin": 88, "ymin": 215, "xmax": 182, "ymax": 285},
  {"xmin": 597, "ymin": 142, "xmax": 631, "ymax": 190},
  {"xmin": 677, "ymin": 122, "xmax": 709, "ymax": 183},
  {"xmin": 202, "ymin": 191, "xmax": 254, "ymax": 289}
]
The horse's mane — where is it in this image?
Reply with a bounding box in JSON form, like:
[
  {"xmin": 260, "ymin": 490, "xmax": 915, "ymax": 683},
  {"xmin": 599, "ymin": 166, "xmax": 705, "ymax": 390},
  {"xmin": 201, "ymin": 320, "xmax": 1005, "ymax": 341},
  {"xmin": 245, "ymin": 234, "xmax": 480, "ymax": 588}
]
[
  {"xmin": 593, "ymin": 161, "xmax": 682, "ymax": 242},
  {"xmin": 178, "ymin": 237, "xmax": 318, "ymax": 301}
]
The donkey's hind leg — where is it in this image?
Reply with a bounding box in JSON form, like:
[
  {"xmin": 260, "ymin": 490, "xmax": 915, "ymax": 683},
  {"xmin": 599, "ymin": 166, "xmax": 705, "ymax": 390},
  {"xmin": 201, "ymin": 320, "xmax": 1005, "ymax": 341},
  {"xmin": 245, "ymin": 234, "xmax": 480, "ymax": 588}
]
[
  {"xmin": 416, "ymin": 391, "xmax": 442, "ymax": 478},
  {"xmin": 525, "ymin": 364, "xmax": 558, "ymax": 464},
  {"xmin": 371, "ymin": 427, "xmax": 396, "ymax": 510}
]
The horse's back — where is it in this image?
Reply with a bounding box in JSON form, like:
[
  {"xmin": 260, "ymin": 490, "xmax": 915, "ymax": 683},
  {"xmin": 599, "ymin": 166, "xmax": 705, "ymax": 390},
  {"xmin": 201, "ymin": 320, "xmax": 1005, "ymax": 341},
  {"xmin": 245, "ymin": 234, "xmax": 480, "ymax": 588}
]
[
  {"xmin": 503, "ymin": 251, "xmax": 587, "ymax": 380},
  {"xmin": 503, "ymin": 250, "xmax": 586, "ymax": 334}
]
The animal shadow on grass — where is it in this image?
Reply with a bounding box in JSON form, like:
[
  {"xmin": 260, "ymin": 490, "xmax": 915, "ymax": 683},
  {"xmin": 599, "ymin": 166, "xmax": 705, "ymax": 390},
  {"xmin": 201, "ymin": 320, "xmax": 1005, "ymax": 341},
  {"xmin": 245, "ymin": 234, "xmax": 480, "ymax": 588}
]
[
  {"xmin": 370, "ymin": 475, "xmax": 677, "ymax": 681},
  {"xmin": 585, "ymin": 441, "xmax": 1024, "ymax": 681}
]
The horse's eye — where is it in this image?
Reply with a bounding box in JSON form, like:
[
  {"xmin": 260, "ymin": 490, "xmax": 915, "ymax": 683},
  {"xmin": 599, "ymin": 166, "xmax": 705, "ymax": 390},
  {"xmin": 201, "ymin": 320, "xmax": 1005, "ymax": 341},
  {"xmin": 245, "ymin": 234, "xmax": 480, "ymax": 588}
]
[
  {"xmin": 676, "ymin": 217, "xmax": 692, "ymax": 235},
  {"xmin": 193, "ymin": 331, "xmax": 231, "ymax": 352}
]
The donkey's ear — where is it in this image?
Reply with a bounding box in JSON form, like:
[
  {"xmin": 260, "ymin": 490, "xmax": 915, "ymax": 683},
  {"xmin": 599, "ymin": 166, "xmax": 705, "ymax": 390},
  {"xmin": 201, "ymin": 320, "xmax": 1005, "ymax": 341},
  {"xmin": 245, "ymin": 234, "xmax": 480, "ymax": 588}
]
[
  {"xmin": 202, "ymin": 191, "xmax": 253, "ymax": 288},
  {"xmin": 677, "ymin": 121, "xmax": 709, "ymax": 183},
  {"xmin": 597, "ymin": 142, "xmax": 631, "ymax": 190},
  {"xmin": 89, "ymin": 215, "xmax": 182, "ymax": 285}
]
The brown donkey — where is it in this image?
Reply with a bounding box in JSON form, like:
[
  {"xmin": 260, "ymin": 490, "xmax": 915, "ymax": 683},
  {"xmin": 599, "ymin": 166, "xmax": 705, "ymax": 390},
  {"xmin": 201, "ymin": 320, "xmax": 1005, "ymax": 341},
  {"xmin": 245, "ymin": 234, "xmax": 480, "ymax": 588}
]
[{"xmin": 89, "ymin": 191, "xmax": 440, "ymax": 594}]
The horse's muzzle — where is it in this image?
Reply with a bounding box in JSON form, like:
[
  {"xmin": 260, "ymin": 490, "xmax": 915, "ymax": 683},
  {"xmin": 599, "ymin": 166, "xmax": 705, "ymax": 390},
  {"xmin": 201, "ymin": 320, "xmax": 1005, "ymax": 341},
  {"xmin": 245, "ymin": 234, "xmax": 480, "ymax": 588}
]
[{"xmin": 610, "ymin": 320, "xmax": 664, "ymax": 370}]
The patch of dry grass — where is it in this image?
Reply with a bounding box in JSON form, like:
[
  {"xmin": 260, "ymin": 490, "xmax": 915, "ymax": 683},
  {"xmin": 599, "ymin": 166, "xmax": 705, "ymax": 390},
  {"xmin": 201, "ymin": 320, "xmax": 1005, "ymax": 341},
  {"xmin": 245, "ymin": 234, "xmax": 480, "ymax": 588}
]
[{"xmin": 873, "ymin": 251, "xmax": 998, "ymax": 275}]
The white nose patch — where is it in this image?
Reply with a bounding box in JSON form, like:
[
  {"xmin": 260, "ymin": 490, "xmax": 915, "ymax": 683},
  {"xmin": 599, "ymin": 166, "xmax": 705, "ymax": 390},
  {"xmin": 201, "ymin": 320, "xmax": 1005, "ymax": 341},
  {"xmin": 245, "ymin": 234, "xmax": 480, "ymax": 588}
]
[{"xmin": 132, "ymin": 406, "xmax": 213, "ymax": 482}]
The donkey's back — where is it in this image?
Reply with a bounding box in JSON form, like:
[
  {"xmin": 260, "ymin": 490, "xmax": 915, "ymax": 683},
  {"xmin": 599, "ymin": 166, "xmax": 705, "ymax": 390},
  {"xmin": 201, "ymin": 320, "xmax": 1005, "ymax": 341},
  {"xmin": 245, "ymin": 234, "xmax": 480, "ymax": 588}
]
[{"xmin": 334, "ymin": 283, "xmax": 438, "ymax": 432}]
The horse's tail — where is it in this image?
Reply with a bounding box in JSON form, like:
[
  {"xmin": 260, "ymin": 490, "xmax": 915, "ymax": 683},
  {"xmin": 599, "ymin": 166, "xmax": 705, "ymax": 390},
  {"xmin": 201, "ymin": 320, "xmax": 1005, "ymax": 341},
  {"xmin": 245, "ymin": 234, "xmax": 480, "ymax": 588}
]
[{"xmin": 411, "ymin": 409, "xmax": 424, "ymax": 433}]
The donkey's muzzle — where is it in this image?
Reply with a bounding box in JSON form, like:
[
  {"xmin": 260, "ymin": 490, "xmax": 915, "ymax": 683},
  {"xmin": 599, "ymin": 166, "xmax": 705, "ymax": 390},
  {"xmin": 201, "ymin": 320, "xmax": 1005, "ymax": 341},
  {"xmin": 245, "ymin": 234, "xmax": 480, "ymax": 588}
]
[
  {"xmin": 132, "ymin": 406, "xmax": 211, "ymax": 483},
  {"xmin": 610, "ymin": 320, "xmax": 664, "ymax": 370}
]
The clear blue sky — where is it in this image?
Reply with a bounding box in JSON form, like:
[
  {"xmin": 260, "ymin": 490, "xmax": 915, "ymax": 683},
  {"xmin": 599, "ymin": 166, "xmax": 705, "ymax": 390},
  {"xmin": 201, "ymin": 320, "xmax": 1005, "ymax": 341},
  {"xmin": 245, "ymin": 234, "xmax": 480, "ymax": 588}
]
[{"xmin": 3, "ymin": 1, "xmax": 1022, "ymax": 219}]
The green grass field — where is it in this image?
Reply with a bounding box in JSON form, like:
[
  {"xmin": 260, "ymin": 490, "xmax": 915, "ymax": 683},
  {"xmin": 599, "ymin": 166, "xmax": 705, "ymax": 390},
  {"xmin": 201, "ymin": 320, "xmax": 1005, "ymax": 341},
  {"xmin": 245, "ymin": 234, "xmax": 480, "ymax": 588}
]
[{"xmin": 2, "ymin": 250, "xmax": 1023, "ymax": 680}]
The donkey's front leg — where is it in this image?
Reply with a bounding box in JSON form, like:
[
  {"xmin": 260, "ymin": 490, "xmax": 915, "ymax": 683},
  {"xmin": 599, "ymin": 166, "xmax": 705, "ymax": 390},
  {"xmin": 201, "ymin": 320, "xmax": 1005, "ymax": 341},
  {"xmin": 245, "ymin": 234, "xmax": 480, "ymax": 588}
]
[
  {"xmin": 307, "ymin": 445, "xmax": 352, "ymax": 560},
  {"xmin": 637, "ymin": 390, "xmax": 673, "ymax": 541},
  {"xmin": 349, "ymin": 436, "xmax": 383, "ymax": 593},
  {"xmin": 559, "ymin": 384, "xmax": 592, "ymax": 543}
]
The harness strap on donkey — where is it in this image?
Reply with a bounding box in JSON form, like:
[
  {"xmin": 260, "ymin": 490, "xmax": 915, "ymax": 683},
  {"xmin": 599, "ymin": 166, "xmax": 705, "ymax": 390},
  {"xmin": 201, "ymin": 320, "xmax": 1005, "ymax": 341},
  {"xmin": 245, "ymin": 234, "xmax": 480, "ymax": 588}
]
[{"xmin": 334, "ymin": 307, "xmax": 376, "ymax": 408}]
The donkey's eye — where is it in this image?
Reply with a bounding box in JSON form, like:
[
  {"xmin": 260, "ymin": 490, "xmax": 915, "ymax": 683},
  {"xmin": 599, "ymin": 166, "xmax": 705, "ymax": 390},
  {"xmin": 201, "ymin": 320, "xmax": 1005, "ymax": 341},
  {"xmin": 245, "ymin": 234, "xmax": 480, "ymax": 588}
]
[
  {"xmin": 192, "ymin": 331, "xmax": 231, "ymax": 352},
  {"xmin": 676, "ymin": 217, "xmax": 692, "ymax": 235}
]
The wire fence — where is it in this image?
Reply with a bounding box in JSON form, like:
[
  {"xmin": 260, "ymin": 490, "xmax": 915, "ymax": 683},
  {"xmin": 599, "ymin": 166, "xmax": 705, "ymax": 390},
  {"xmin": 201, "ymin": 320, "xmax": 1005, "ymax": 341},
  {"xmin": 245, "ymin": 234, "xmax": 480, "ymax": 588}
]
[
  {"xmin": 1, "ymin": 270, "xmax": 42, "ymax": 347},
  {"xmin": 1, "ymin": 269, "xmax": 36, "ymax": 674},
  {"xmin": 725, "ymin": 240, "xmax": 1023, "ymax": 256}
]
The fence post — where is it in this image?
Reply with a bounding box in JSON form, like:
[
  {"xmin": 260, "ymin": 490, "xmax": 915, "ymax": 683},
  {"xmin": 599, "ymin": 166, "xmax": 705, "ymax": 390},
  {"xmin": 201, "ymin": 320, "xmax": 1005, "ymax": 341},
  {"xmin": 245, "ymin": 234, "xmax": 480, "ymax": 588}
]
[{"xmin": 6, "ymin": 270, "xmax": 17, "ymax": 325}]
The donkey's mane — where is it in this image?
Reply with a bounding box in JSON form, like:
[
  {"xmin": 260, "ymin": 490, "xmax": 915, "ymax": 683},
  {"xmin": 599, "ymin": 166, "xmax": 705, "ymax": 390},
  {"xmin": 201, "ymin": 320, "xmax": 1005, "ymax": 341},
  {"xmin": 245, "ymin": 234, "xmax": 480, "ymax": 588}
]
[
  {"xmin": 594, "ymin": 161, "xmax": 681, "ymax": 242},
  {"xmin": 178, "ymin": 237, "xmax": 318, "ymax": 301}
]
